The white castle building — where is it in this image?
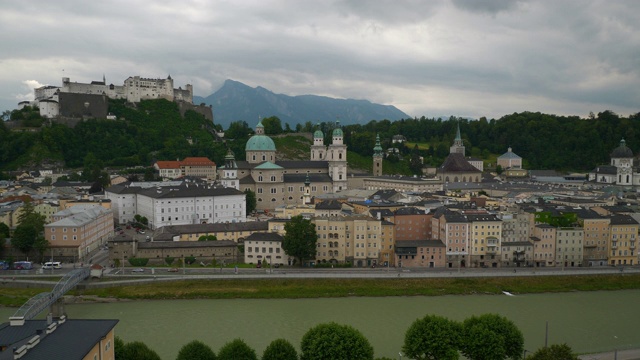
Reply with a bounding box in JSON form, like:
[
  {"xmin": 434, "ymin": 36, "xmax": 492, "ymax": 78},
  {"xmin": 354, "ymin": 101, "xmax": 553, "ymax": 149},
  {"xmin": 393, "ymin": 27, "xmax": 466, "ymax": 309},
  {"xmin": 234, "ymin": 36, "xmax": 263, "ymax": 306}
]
[{"xmin": 25, "ymin": 75, "xmax": 193, "ymax": 118}]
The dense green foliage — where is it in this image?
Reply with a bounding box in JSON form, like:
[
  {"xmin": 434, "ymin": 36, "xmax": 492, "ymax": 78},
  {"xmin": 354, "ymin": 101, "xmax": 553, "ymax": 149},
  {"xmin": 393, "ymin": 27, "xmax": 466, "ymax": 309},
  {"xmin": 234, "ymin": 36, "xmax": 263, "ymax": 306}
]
[
  {"xmin": 282, "ymin": 216, "xmax": 317, "ymax": 266},
  {"xmin": 0, "ymin": 99, "xmax": 225, "ymax": 171},
  {"xmin": 460, "ymin": 314, "xmax": 524, "ymax": 360},
  {"xmin": 2, "ymin": 102, "xmax": 639, "ymax": 174},
  {"xmin": 300, "ymin": 322, "xmax": 374, "ymax": 360},
  {"xmin": 176, "ymin": 340, "xmax": 217, "ymax": 360},
  {"xmin": 11, "ymin": 202, "xmax": 47, "ymax": 259},
  {"xmin": 526, "ymin": 344, "xmax": 579, "ymax": 360},
  {"xmin": 245, "ymin": 189, "xmax": 256, "ymax": 215},
  {"xmin": 403, "ymin": 315, "xmax": 462, "ymax": 360},
  {"xmin": 121, "ymin": 340, "xmax": 162, "ymax": 360},
  {"xmin": 217, "ymin": 339, "xmax": 257, "ymax": 360},
  {"xmin": 261, "ymin": 338, "xmax": 298, "ymax": 360}
]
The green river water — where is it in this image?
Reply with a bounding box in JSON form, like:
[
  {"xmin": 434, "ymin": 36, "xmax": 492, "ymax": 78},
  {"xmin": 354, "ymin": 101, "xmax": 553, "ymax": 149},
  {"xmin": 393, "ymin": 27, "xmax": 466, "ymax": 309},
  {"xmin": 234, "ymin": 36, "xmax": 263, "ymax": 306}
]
[{"xmin": 2, "ymin": 290, "xmax": 639, "ymax": 359}]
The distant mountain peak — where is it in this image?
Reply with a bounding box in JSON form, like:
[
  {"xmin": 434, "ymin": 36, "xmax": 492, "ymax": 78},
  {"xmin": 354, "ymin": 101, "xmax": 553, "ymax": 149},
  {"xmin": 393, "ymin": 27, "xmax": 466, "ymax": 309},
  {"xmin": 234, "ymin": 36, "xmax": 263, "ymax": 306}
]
[{"xmin": 194, "ymin": 80, "xmax": 409, "ymax": 128}]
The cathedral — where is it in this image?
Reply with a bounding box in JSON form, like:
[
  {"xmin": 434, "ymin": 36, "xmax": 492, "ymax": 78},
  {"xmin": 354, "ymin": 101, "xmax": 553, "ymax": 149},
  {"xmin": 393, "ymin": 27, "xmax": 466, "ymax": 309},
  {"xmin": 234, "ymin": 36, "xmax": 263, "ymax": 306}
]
[{"xmin": 219, "ymin": 120, "xmax": 348, "ymax": 210}]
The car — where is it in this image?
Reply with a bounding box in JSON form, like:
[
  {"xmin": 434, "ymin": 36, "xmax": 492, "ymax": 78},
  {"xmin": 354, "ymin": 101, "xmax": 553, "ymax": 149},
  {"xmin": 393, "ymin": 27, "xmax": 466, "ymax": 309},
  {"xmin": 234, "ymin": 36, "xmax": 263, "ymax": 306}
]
[
  {"xmin": 126, "ymin": 225, "xmax": 131, "ymax": 229},
  {"xmin": 167, "ymin": 268, "xmax": 179, "ymax": 272},
  {"xmin": 138, "ymin": 230, "xmax": 145, "ymax": 234},
  {"xmin": 256, "ymin": 262, "xmax": 262, "ymax": 268},
  {"xmin": 131, "ymin": 268, "xmax": 144, "ymax": 273},
  {"xmin": 273, "ymin": 263, "xmax": 280, "ymax": 268}
]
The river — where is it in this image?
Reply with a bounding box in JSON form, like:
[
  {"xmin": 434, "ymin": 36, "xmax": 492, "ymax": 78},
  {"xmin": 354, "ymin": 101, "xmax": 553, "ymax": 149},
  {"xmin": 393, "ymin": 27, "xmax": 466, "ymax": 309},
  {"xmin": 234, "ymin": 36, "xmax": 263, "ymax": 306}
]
[{"xmin": 2, "ymin": 290, "xmax": 639, "ymax": 359}]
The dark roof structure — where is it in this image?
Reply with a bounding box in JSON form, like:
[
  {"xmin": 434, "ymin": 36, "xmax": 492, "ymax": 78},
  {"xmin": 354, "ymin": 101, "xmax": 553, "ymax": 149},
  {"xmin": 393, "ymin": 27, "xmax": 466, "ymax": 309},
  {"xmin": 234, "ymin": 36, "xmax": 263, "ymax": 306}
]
[
  {"xmin": 610, "ymin": 139, "xmax": 634, "ymax": 158},
  {"xmin": 0, "ymin": 319, "xmax": 118, "ymax": 360},
  {"xmin": 394, "ymin": 207, "xmax": 427, "ymax": 216},
  {"xmin": 245, "ymin": 232, "xmax": 284, "ymax": 242},
  {"xmin": 315, "ymin": 199, "xmax": 342, "ymax": 210},
  {"xmin": 440, "ymin": 153, "xmax": 481, "ymax": 173},
  {"xmin": 276, "ymin": 161, "xmax": 329, "ymax": 169}
]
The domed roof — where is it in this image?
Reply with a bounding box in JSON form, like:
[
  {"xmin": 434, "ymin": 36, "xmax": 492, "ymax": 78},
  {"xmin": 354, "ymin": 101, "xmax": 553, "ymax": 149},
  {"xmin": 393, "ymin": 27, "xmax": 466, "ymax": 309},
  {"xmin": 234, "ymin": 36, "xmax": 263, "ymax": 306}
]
[
  {"xmin": 246, "ymin": 134, "xmax": 276, "ymax": 152},
  {"xmin": 611, "ymin": 139, "xmax": 633, "ymax": 158},
  {"xmin": 314, "ymin": 129, "xmax": 324, "ymax": 138},
  {"xmin": 332, "ymin": 127, "xmax": 343, "ymax": 137}
]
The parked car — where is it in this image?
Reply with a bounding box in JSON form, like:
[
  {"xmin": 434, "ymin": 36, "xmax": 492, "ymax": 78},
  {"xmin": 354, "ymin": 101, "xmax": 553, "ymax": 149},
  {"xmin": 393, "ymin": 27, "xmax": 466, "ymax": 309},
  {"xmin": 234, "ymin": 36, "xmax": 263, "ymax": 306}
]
[
  {"xmin": 132, "ymin": 268, "xmax": 144, "ymax": 273},
  {"xmin": 167, "ymin": 268, "xmax": 179, "ymax": 272},
  {"xmin": 138, "ymin": 230, "xmax": 145, "ymax": 234},
  {"xmin": 256, "ymin": 262, "xmax": 262, "ymax": 268}
]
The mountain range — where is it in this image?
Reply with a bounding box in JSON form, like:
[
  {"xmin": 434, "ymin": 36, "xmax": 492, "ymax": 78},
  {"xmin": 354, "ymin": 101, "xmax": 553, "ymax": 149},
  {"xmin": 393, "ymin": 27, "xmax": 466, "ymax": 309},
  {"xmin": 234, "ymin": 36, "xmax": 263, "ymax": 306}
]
[{"xmin": 193, "ymin": 80, "xmax": 410, "ymax": 128}]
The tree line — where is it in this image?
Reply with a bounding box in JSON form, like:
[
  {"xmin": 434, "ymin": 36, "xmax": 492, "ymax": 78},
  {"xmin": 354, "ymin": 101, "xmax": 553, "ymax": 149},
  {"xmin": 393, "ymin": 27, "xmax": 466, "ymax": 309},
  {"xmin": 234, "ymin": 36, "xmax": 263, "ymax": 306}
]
[
  {"xmin": 114, "ymin": 314, "xmax": 579, "ymax": 360},
  {"xmin": 2, "ymin": 102, "xmax": 639, "ymax": 180}
]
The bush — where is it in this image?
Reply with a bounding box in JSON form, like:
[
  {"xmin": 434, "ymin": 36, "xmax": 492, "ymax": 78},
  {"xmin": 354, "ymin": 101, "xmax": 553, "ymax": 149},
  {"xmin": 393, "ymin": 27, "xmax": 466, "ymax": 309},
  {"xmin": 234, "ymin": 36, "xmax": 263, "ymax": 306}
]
[
  {"xmin": 300, "ymin": 322, "xmax": 373, "ymax": 360},
  {"xmin": 262, "ymin": 338, "xmax": 298, "ymax": 360},
  {"xmin": 403, "ymin": 315, "xmax": 461, "ymax": 360},
  {"xmin": 177, "ymin": 340, "xmax": 217, "ymax": 360},
  {"xmin": 218, "ymin": 338, "xmax": 257, "ymax": 360},
  {"xmin": 314, "ymin": 262, "xmax": 352, "ymax": 268},
  {"xmin": 128, "ymin": 257, "xmax": 149, "ymax": 266},
  {"xmin": 165, "ymin": 256, "xmax": 175, "ymax": 266},
  {"xmin": 122, "ymin": 341, "xmax": 161, "ymax": 360},
  {"xmin": 185, "ymin": 256, "xmax": 196, "ymax": 265}
]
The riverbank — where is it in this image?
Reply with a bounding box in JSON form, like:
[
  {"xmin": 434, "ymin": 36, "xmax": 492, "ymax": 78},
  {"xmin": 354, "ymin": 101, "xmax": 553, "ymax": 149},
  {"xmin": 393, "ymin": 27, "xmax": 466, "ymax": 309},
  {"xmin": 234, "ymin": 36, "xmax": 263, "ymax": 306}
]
[
  {"xmin": 2, "ymin": 272, "xmax": 639, "ymax": 307},
  {"xmin": 3, "ymin": 272, "xmax": 638, "ymax": 306}
]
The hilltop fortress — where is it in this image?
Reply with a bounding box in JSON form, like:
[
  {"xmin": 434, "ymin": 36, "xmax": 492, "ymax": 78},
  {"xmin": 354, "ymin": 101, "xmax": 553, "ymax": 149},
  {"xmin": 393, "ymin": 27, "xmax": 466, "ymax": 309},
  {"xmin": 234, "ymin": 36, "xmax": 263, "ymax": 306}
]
[{"xmin": 20, "ymin": 75, "xmax": 212, "ymax": 124}]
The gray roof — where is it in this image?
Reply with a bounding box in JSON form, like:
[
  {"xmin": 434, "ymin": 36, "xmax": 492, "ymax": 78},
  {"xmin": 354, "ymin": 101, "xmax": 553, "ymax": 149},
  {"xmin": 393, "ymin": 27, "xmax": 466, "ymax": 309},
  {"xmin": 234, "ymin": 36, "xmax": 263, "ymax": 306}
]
[
  {"xmin": 0, "ymin": 319, "xmax": 118, "ymax": 360},
  {"xmin": 245, "ymin": 232, "xmax": 284, "ymax": 242},
  {"xmin": 440, "ymin": 153, "xmax": 481, "ymax": 173},
  {"xmin": 276, "ymin": 160, "xmax": 329, "ymax": 169},
  {"xmin": 315, "ymin": 200, "xmax": 342, "ymax": 210},
  {"xmin": 394, "ymin": 207, "xmax": 427, "ymax": 216},
  {"xmin": 156, "ymin": 221, "xmax": 269, "ymax": 237},
  {"xmin": 138, "ymin": 240, "xmax": 236, "ymax": 249},
  {"xmin": 609, "ymin": 214, "xmax": 638, "ymax": 225},
  {"xmin": 395, "ymin": 240, "xmax": 446, "ymax": 248}
]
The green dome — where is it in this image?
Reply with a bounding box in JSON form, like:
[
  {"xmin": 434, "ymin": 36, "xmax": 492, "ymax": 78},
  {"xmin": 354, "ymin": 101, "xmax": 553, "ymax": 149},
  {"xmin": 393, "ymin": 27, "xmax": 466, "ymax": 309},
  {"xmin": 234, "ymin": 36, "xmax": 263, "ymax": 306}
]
[
  {"xmin": 332, "ymin": 127, "xmax": 343, "ymax": 137},
  {"xmin": 245, "ymin": 134, "xmax": 276, "ymax": 151},
  {"xmin": 314, "ymin": 129, "xmax": 324, "ymax": 138}
]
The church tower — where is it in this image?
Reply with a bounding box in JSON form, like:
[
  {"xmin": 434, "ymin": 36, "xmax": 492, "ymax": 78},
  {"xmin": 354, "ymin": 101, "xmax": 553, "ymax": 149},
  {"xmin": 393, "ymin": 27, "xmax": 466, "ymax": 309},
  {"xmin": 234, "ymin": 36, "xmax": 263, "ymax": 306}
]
[
  {"xmin": 327, "ymin": 120, "xmax": 348, "ymax": 192},
  {"xmin": 311, "ymin": 123, "xmax": 326, "ymax": 161},
  {"xmin": 373, "ymin": 134, "xmax": 383, "ymax": 177},
  {"xmin": 449, "ymin": 122, "xmax": 465, "ymax": 156},
  {"xmin": 303, "ymin": 172, "xmax": 312, "ymax": 205},
  {"xmin": 221, "ymin": 148, "xmax": 239, "ymax": 190}
]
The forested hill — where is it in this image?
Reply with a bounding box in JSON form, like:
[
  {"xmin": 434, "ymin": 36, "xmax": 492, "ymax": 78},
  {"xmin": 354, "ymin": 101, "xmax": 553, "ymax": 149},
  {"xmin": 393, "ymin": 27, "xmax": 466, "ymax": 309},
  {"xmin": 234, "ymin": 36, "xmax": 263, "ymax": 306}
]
[
  {"xmin": 342, "ymin": 111, "xmax": 640, "ymax": 171},
  {"xmin": 0, "ymin": 99, "xmax": 229, "ymax": 173},
  {"xmin": 0, "ymin": 101, "xmax": 638, "ymax": 180}
]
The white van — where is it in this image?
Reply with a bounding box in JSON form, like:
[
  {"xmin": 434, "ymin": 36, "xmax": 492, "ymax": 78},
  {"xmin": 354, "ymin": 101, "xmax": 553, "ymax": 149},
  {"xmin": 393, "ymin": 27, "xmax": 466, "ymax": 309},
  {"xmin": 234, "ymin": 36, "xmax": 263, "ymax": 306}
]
[{"xmin": 42, "ymin": 262, "xmax": 62, "ymax": 269}]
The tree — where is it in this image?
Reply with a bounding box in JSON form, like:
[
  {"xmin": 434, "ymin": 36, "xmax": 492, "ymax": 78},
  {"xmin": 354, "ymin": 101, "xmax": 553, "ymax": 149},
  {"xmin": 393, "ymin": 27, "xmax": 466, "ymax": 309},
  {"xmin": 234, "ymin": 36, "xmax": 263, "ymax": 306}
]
[
  {"xmin": 300, "ymin": 322, "xmax": 374, "ymax": 360},
  {"xmin": 198, "ymin": 235, "xmax": 218, "ymax": 241},
  {"xmin": 262, "ymin": 116, "xmax": 283, "ymax": 135},
  {"xmin": 262, "ymin": 338, "xmax": 298, "ymax": 360},
  {"xmin": 496, "ymin": 165, "xmax": 504, "ymax": 175},
  {"xmin": 460, "ymin": 314, "xmax": 524, "ymax": 360},
  {"xmin": 526, "ymin": 344, "xmax": 578, "ymax": 360},
  {"xmin": 176, "ymin": 340, "xmax": 217, "ymax": 360},
  {"xmin": 11, "ymin": 202, "xmax": 46, "ymax": 256},
  {"xmin": 114, "ymin": 336, "xmax": 126, "ymax": 360},
  {"xmin": 218, "ymin": 338, "xmax": 257, "ymax": 360},
  {"xmin": 402, "ymin": 315, "xmax": 461, "ymax": 360},
  {"xmin": 122, "ymin": 341, "xmax": 162, "ymax": 360},
  {"xmin": 245, "ymin": 189, "xmax": 256, "ymax": 215},
  {"xmin": 282, "ymin": 215, "xmax": 317, "ymax": 266},
  {"xmin": 409, "ymin": 144, "xmax": 423, "ymax": 175}
]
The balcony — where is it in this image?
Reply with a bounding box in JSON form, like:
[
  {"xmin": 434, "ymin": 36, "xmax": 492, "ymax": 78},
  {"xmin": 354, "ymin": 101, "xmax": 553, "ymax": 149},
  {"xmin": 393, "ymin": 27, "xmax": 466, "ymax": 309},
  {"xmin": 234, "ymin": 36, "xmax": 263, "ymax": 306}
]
[{"xmin": 611, "ymin": 244, "xmax": 618, "ymax": 249}]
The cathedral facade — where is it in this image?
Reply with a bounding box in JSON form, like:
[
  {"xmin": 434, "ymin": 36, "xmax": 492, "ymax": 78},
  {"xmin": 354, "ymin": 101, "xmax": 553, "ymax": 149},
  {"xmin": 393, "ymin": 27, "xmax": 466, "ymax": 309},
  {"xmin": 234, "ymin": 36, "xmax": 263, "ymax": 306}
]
[{"xmin": 219, "ymin": 121, "xmax": 348, "ymax": 210}]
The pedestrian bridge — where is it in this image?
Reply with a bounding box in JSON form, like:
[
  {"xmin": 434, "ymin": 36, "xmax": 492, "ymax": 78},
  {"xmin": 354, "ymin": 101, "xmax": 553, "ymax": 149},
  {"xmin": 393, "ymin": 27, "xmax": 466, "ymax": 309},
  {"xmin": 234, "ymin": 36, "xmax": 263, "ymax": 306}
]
[{"xmin": 9, "ymin": 268, "xmax": 90, "ymax": 325}]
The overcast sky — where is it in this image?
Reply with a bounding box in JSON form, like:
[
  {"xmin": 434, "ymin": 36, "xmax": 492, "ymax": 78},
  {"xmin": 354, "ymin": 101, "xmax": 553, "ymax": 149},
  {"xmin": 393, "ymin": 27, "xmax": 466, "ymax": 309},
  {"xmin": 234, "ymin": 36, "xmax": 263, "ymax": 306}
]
[{"xmin": 2, "ymin": 0, "xmax": 639, "ymax": 120}]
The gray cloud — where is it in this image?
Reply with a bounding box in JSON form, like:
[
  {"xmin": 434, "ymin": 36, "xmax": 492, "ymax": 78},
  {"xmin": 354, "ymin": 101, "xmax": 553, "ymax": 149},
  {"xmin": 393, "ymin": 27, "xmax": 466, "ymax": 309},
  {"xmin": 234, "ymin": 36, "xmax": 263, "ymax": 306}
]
[{"xmin": 1, "ymin": 0, "xmax": 638, "ymax": 120}]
